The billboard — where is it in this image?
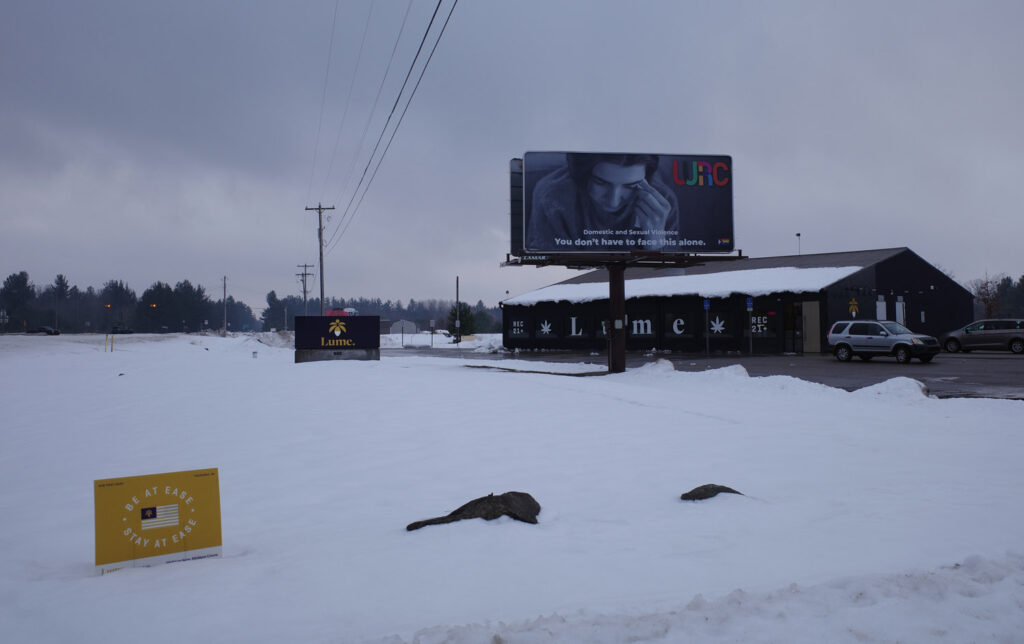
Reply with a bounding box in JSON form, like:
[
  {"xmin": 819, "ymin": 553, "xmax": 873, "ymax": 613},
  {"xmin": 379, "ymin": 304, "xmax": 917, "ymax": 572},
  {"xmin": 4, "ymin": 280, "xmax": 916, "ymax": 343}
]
[
  {"xmin": 519, "ymin": 151, "xmax": 734, "ymax": 255},
  {"xmin": 94, "ymin": 468, "xmax": 222, "ymax": 575}
]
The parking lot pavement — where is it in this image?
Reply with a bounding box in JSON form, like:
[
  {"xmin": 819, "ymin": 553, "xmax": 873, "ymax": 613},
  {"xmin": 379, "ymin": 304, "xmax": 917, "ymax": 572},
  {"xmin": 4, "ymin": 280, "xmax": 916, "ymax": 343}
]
[
  {"xmin": 383, "ymin": 348, "xmax": 1024, "ymax": 400},
  {"xmin": 658, "ymin": 352, "xmax": 1024, "ymax": 400}
]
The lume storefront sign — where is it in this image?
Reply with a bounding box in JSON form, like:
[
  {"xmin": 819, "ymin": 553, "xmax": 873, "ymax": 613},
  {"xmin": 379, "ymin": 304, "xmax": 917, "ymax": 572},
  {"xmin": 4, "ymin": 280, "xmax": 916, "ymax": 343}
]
[
  {"xmin": 507, "ymin": 309, "xmax": 778, "ymax": 344},
  {"xmin": 294, "ymin": 315, "xmax": 380, "ymax": 350},
  {"xmin": 294, "ymin": 315, "xmax": 381, "ymax": 362},
  {"xmin": 94, "ymin": 468, "xmax": 222, "ymax": 575}
]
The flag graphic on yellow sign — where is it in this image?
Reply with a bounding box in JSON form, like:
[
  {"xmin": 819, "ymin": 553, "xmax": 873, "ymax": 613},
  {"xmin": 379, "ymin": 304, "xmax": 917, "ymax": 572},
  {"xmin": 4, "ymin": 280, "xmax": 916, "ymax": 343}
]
[{"xmin": 141, "ymin": 504, "xmax": 179, "ymax": 530}]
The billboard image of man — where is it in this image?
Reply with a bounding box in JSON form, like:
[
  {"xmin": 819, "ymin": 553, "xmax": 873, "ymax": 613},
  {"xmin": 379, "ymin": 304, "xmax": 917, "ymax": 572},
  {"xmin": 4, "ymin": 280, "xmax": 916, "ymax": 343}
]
[
  {"xmin": 527, "ymin": 153, "xmax": 677, "ymax": 251},
  {"xmin": 521, "ymin": 151, "xmax": 733, "ymax": 255}
]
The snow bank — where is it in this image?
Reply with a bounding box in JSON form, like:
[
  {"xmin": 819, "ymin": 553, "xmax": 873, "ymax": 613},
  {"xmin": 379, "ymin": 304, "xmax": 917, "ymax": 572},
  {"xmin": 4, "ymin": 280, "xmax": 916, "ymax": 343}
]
[{"xmin": 1, "ymin": 333, "xmax": 1022, "ymax": 643}]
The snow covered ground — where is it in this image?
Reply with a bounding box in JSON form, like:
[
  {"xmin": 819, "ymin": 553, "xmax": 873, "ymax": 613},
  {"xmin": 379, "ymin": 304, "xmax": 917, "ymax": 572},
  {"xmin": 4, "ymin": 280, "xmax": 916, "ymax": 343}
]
[
  {"xmin": 378, "ymin": 330, "xmax": 506, "ymax": 352},
  {"xmin": 1, "ymin": 332, "xmax": 1022, "ymax": 643}
]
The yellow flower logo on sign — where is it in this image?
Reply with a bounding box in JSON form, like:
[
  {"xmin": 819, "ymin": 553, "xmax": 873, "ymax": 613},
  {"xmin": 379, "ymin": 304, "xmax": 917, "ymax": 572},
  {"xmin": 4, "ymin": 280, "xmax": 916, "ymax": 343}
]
[{"xmin": 329, "ymin": 319, "xmax": 347, "ymax": 336}]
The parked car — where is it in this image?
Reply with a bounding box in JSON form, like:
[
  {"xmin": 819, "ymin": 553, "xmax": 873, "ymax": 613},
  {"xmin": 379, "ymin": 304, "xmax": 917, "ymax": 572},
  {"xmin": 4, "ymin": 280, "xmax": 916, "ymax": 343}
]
[
  {"xmin": 36, "ymin": 326, "xmax": 61, "ymax": 335},
  {"xmin": 941, "ymin": 319, "xmax": 1024, "ymax": 354},
  {"xmin": 827, "ymin": 320, "xmax": 941, "ymax": 363}
]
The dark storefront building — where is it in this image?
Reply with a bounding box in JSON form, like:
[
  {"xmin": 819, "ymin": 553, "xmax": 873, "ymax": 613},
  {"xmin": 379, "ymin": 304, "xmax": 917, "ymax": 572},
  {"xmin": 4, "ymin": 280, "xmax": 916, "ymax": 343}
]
[{"xmin": 501, "ymin": 248, "xmax": 973, "ymax": 355}]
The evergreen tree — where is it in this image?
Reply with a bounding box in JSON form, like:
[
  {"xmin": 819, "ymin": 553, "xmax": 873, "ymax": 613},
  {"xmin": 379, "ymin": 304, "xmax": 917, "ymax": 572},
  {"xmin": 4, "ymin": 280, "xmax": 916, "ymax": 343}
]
[
  {"xmin": 219, "ymin": 296, "xmax": 258, "ymax": 332},
  {"xmin": 447, "ymin": 301, "xmax": 475, "ymax": 338},
  {"xmin": 138, "ymin": 282, "xmax": 177, "ymax": 332},
  {"xmin": 261, "ymin": 291, "xmax": 285, "ymax": 331},
  {"xmin": 99, "ymin": 280, "xmax": 137, "ymax": 330},
  {"xmin": 51, "ymin": 274, "xmax": 71, "ymax": 329},
  {"xmin": 1, "ymin": 271, "xmax": 34, "ymax": 331},
  {"xmin": 997, "ymin": 275, "xmax": 1024, "ymax": 317},
  {"xmin": 173, "ymin": 280, "xmax": 211, "ymax": 331}
]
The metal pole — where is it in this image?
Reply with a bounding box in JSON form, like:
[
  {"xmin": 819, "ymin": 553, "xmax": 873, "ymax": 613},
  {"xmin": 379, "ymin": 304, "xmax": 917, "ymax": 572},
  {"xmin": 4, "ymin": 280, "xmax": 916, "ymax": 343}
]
[
  {"xmin": 705, "ymin": 308, "xmax": 710, "ymax": 356},
  {"xmin": 608, "ymin": 264, "xmax": 626, "ymax": 373},
  {"xmin": 222, "ymin": 276, "xmax": 227, "ymax": 336},
  {"xmin": 747, "ymin": 296, "xmax": 754, "ymax": 355}
]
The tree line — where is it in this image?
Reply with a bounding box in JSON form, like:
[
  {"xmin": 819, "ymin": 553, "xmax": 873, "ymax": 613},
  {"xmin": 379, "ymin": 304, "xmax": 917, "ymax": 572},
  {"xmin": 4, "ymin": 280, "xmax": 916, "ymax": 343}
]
[
  {"xmin": 0, "ymin": 271, "xmax": 257, "ymax": 334},
  {"xmin": 0, "ymin": 270, "xmax": 502, "ymax": 336},
  {"xmin": 16, "ymin": 268, "xmax": 1018, "ymax": 336},
  {"xmin": 261, "ymin": 292, "xmax": 501, "ymax": 336},
  {"xmin": 968, "ymin": 274, "xmax": 1024, "ymax": 318}
]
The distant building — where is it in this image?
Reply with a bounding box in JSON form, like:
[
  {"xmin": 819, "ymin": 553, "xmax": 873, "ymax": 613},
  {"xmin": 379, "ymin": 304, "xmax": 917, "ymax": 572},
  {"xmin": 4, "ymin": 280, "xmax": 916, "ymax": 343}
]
[
  {"xmin": 390, "ymin": 320, "xmax": 418, "ymax": 334},
  {"xmin": 325, "ymin": 307, "xmax": 358, "ymax": 316},
  {"xmin": 501, "ymin": 248, "xmax": 973, "ymax": 354}
]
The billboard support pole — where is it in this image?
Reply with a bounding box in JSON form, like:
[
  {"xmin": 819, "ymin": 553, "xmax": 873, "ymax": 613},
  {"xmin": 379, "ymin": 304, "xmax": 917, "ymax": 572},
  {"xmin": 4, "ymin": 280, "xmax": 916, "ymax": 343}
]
[{"xmin": 608, "ymin": 264, "xmax": 626, "ymax": 373}]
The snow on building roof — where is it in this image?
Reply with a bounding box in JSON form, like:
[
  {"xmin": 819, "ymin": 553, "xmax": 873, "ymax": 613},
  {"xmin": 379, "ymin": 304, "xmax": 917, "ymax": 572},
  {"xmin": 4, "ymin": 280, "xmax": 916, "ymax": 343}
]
[{"xmin": 504, "ymin": 265, "xmax": 864, "ymax": 306}]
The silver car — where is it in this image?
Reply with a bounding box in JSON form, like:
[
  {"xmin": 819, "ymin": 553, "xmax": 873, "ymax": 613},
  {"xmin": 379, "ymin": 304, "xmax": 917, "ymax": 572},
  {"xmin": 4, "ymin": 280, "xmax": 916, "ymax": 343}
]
[
  {"xmin": 827, "ymin": 320, "xmax": 941, "ymax": 363},
  {"xmin": 941, "ymin": 319, "xmax": 1024, "ymax": 354}
]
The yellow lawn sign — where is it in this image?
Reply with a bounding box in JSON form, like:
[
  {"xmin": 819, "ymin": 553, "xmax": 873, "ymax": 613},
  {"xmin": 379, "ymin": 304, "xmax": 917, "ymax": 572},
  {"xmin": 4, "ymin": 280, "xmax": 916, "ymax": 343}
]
[{"xmin": 94, "ymin": 468, "xmax": 222, "ymax": 575}]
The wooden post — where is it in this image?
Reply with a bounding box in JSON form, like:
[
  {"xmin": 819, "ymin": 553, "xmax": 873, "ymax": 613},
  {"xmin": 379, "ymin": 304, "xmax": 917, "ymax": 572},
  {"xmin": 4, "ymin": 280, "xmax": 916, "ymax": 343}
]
[{"xmin": 305, "ymin": 203, "xmax": 334, "ymax": 315}]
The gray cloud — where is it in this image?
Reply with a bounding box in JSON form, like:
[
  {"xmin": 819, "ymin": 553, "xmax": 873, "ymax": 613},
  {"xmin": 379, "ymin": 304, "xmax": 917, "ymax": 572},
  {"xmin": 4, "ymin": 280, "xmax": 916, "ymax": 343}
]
[{"xmin": 3, "ymin": 0, "xmax": 1023, "ymax": 313}]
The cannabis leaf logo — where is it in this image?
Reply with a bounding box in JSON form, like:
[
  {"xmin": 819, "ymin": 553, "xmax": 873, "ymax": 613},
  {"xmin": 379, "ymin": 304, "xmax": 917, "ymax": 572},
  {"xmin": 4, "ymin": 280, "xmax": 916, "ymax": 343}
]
[
  {"xmin": 328, "ymin": 319, "xmax": 347, "ymax": 336},
  {"xmin": 710, "ymin": 316, "xmax": 726, "ymax": 334},
  {"xmin": 539, "ymin": 320, "xmax": 552, "ymax": 335}
]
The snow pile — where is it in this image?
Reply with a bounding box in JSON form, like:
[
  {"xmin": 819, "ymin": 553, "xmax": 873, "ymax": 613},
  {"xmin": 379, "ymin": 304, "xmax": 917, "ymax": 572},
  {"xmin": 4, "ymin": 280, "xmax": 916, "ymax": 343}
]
[
  {"xmin": 392, "ymin": 552, "xmax": 1024, "ymax": 644},
  {"xmin": 504, "ymin": 266, "xmax": 864, "ymax": 305},
  {"xmin": 1, "ymin": 333, "xmax": 1022, "ymax": 643}
]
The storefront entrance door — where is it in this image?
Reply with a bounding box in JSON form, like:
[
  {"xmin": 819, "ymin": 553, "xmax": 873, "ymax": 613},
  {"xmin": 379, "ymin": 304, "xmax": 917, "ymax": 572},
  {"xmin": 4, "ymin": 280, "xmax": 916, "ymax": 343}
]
[
  {"xmin": 802, "ymin": 300, "xmax": 820, "ymax": 353},
  {"xmin": 784, "ymin": 301, "xmax": 803, "ymax": 354}
]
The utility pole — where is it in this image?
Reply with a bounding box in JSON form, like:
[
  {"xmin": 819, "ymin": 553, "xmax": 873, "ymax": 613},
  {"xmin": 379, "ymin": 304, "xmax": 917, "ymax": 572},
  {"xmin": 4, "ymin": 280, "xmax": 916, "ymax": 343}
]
[
  {"xmin": 296, "ymin": 264, "xmax": 314, "ymax": 315},
  {"xmin": 222, "ymin": 276, "xmax": 228, "ymax": 336},
  {"xmin": 455, "ymin": 275, "xmax": 461, "ymax": 344},
  {"xmin": 305, "ymin": 203, "xmax": 335, "ymax": 315}
]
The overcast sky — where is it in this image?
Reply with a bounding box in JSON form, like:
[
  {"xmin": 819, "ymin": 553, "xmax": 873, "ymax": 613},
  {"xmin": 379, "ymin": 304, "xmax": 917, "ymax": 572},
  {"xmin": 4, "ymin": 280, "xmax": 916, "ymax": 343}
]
[{"xmin": 3, "ymin": 0, "xmax": 1022, "ymax": 314}]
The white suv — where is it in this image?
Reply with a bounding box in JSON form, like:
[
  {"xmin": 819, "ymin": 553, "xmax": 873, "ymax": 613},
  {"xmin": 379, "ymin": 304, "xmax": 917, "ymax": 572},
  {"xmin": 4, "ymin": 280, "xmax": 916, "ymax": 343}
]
[{"xmin": 827, "ymin": 320, "xmax": 941, "ymax": 363}]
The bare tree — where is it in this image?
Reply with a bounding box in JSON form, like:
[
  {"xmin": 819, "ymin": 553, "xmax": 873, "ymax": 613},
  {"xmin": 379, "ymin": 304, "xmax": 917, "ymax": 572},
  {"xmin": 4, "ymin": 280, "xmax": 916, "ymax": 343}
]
[{"xmin": 967, "ymin": 273, "xmax": 1006, "ymax": 318}]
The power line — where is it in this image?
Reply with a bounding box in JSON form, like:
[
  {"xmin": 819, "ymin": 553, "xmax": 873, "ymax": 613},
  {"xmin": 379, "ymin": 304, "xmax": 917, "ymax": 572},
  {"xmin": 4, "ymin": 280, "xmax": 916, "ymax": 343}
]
[
  {"xmin": 324, "ymin": 0, "xmax": 445, "ymax": 250},
  {"xmin": 327, "ymin": 0, "xmax": 458, "ymax": 254},
  {"xmin": 319, "ymin": 0, "xmax": 448, "ymax": 250},
  {"xmin": 317, "ymin": 1, "xmax": 377, "ymax": 200},
  {"xmin": 327, "ymin": 0, "xmax": 414, "ymax": 210},
  {"xmin": 305, "ymin": 0, "xmax": 341, "ymax": 207}
]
